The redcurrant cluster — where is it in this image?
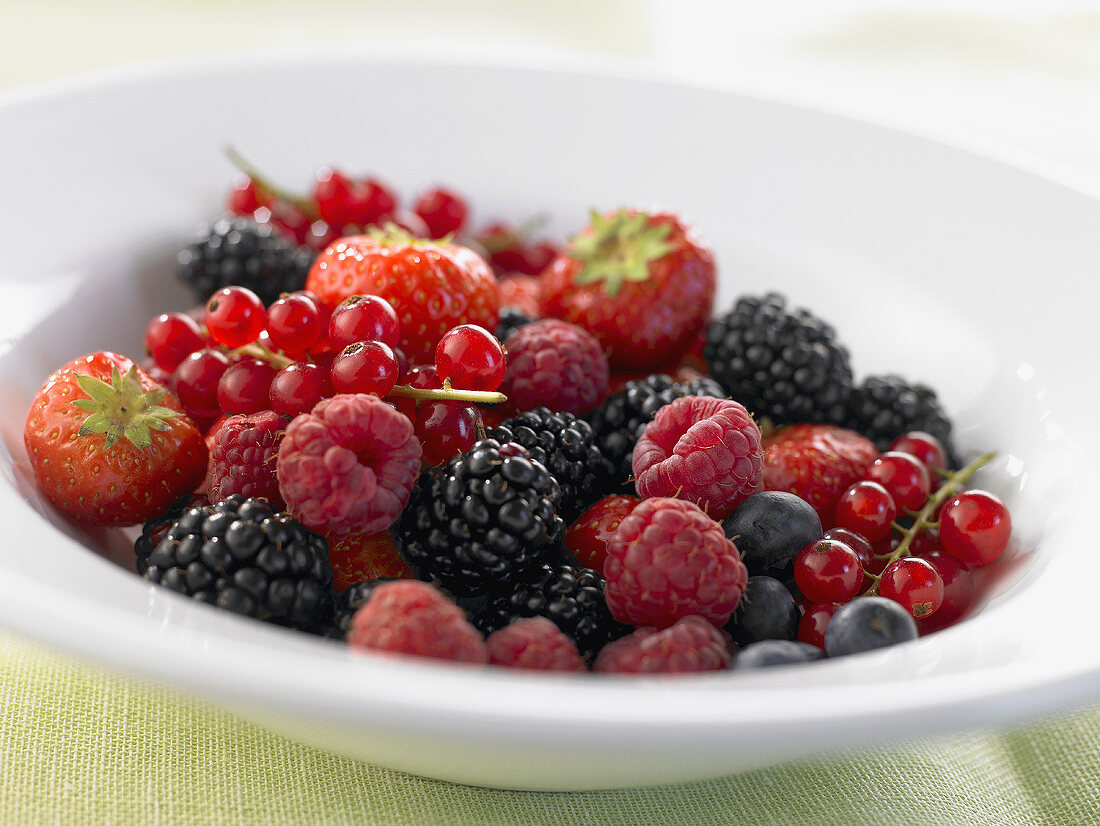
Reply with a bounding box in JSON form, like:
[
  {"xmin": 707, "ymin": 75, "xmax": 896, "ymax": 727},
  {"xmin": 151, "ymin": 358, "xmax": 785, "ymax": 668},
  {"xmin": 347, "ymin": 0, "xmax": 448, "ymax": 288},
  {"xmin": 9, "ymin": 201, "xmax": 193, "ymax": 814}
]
[
  {"xmin": 792, "ymin": 431, "xmax": 1012, "ymax": 646},
  {"xmin": 144, "ymin": 285, "xmax": 508, "ymax": 465}
]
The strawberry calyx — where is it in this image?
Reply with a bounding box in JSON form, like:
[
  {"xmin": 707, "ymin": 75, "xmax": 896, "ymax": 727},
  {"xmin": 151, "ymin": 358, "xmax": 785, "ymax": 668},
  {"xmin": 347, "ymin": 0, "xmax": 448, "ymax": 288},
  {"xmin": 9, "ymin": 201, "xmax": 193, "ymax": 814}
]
[
  {"xmin": 568, "ymin": 209, "xmax": 673, "ymax": 298},
  {"xmin": 366, "ymin": 222, "xmax": 451, "ymax": 248},
  {"xmin": 73, "ymin": 366, "xmax": 181, "ymax": 450}
]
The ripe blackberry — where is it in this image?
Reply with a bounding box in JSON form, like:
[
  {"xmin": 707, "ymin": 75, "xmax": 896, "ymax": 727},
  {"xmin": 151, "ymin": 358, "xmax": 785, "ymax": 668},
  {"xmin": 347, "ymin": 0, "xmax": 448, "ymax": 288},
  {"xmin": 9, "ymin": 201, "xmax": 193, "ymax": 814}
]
[
  {"xmin": 326, "ymin": 577, "xmax": 399, "ymax": 640},
  {"xmin": 393, "ymin": 439, "xmax": 564, "ymax": 596},
  {"xmin": 469, "ymin": 563, "xmax": 631, "ymax": 663},
  {"xmin": 489, "ymin": 408, "xmax": 614, "ymax": 524},
  {"xmin": 495, "ymin": 307, "xmax": 536, "ymax": 343},
  {"xmin": 135, "ymin": 493, "xmax": 207, "ymax": 575},
  {"xmin": 844, "ymin": 374, "xmax": 957, "ymax": 461},
  {"xmin": 585, "ymin": 373, "xmax": 725, "ymax": 485},
  {"xmin": 140, "ymin": 495, "xmax": 334, "ymax": 633},
  {"xmin": 177, "ymin": 216, "xmax": 315, "ymax": 305},
  {"xmin": 704, "ymin": 292, "xmax": 853, "ymax": 426}
]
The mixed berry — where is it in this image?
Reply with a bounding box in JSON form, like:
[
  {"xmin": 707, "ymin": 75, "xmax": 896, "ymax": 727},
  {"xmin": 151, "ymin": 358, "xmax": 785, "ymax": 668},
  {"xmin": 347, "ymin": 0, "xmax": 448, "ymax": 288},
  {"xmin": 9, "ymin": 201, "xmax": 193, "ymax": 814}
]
[{"xmin": 21, "ymin": 154, "xmax": 1018, "ymax": 676}]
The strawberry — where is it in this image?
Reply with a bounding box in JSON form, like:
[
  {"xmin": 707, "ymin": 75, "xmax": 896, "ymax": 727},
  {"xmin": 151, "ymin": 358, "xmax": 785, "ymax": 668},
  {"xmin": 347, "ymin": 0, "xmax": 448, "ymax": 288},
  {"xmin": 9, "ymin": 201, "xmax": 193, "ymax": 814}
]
[
  {"xmin": 539, "ymin": 209, "xmax": 716, "ymax": 370},
  {"xmin": 564, "ymin": 494, "xmax": 640, "ymax": 576},
  {"xmin": 24, "ymin": 352, "xmax": 207, "ymax": 527},
  {"xmin": 762, "ymin": 424, "xmax": 879, "ymax": 523},
  {"xmin": 323, "ymin": 529, "xmax": 416, "ymax": 592},
  {"xmin": 305, "ymin": 227, "xmax": 500, "ymax": 363}
]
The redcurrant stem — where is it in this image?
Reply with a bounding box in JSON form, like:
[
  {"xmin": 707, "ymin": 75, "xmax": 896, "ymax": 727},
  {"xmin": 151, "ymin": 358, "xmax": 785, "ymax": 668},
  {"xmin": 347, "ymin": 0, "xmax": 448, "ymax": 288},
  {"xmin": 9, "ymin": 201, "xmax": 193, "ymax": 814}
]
[
  {"xmin": 224, "ymin": 146, "xmax": 318, "ymax": 220},
  {"xmin": 387, "ymin": 385, "xmax": 507, "ymax": 404},
  {"xmin": 230, "ymin": 342, "xmax": 294, "ymax": 370},
  {"xmin": 866, "ymin": 450, "xmax": 996, "ymax": 593}
]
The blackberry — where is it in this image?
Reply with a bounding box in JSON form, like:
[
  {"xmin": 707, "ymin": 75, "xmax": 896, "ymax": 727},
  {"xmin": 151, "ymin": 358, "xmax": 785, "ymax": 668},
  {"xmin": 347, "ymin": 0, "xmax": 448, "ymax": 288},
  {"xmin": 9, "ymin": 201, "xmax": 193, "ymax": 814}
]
[
  {"xmin": 704, "ymin": 292, "xmax": 853, "ymax": 426},
  {"xmin": 140, "ymin": 495, "xmax": 334, "ymax": 633},
  {"xmin": 393, "ymin": 439, "xmax": 564, "ymax": 596},
  {"xmin": 135, "ymin": 494, "xmax": 207, "ymax": 575},
  {"xmin": 326, "ymin": 577, "xmax": 399, "ymax": 640},
  {"xmin": 496, "ymin": 307, "xmax": 537, "ymax": 343},
  {"xmin": 489, "ymin": 408, "xmax": 614, "ymax": 524},
  {"xmin": 585, "ymin": 374, "xmax": 726, "ymax": 486},
  {"xmin": 843, "ymin": 374, "xmax": 957, "ymax": 461},
  {"xmin": 468, "ymin": 563, "xmax": 631, "ymax": 662},
  {"xmin": 177, "ymin": 216, "xmax": 315, "ymax": 305}
]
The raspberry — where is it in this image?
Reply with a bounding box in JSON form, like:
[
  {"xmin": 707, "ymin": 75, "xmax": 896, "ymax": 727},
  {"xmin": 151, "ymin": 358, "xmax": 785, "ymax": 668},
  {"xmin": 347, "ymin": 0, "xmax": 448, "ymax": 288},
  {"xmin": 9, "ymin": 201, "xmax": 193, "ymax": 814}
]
[
  {"xmin": 604, "ymin": 497, "xmax": 748, "ymax": 628},
  {"xmin": 632, "ymin": 395, "xmax": 763, "ymax": 520},
  {"xmin": 593, "ymin": 616, "xmax": 732, "ymax": 674},
  {"xmin": 206, "ymin": 411, "xmax": 287, "ymax": 507},
  {"xmin": 486, "ymin": 617, "xmax": 587, "ymax": 672},
  {"xmin": 348, "ymin": 581, "xmax": 488, "ymax": 664},
  {"xmin": 277, "ymin": 394, "xmax": 422, "ymax": 535},
  {"xmin": 501, "ymin": 319, "xmax": 609, "ymax": 416}
]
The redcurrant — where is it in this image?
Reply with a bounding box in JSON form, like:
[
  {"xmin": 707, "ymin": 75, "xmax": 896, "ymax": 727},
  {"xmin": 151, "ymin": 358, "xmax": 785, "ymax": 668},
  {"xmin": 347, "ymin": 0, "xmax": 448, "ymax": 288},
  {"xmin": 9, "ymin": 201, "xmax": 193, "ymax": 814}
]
[
  {"xmin": 890, "ymin": 431, "xmax": 947, "ymax": 472},
  {"xmin": 173, "ymin": 349, "xmax": 231, "ymax": 418},
  {"xmin": 144, "ymin": 312, "xmax": 205, "ymax": 372},
  {"xmin": 834, "ymin": 481, "xmax": 897, "ymax": 542},
  {"xmin": 914, "ymin": 549, "xmax": 975, "ymax": 633},
  {"xmin": 415, "ymin": 402, "xmax": 481, "ymax": 466},
  {"xmin": 227, "ymin": 175, "xmax": 266, "ymax": 215},
  {"xmin": 204, "ymin": 286, "xmax": 266, "ymax": 348},
  {"xmin": 939, "ymin": 489, "xmax": 1012, "ymax": 566},
  {"xmin": 328, "ymin": 294, "xmax": 400, "ymax": 351},
  {"xmin": 390, "ymin": 364, "xmax": 442, "ymax": 421},
  {"xmin": 793, "ymin": 539, "xmax": 864, "ymax": 604},
  {"xmin": 268, "ymin": 361, "xmax": 332, "ymax": 417},
  {"xmin": 798, "ymin": 602, "xmax": 841, "ymax": 650},
  {"xmin": 266, "ymin": 293, "xmax": 324, "ymax": 355},
  {"xmin": 330, "ymin": 341, "xmax": 399, "ymax": 397},
  {"xmin": 216, "ymin": 358, "xmax": 276, "ymax": 415},
  {"xmin": 866, "ymin": 451, "xmax": 931, "ymax": 512},
  {"xmin": 413, "ymin": 187, "xmax": 468, "ymax": 238},
  {"xmin": 435, "ymin": 324, "xmax": 507, "ymax": 392},
  {"xmin": 822, "ymin": 527, "xmax": 876, "ymax": 580},
  {"xmin": 878, "ymin": 557, "xmax": 944, "ymax": 619}
]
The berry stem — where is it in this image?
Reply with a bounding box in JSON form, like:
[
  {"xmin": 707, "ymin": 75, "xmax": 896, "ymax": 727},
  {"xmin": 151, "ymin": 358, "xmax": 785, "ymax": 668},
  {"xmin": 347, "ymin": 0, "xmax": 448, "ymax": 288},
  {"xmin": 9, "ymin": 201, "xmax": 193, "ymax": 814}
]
[
  {"xmin": 230, "ymin": 342, "xmax": 295, "ymax": 369},
  {"xmin": 867, "ymin": 450, "xmax": 996, "ymax": 593},
  {"xmin": 387, "ymin": 385, "xmax": 507, "ymax": 404},
  {"xmin": 224, "ymin": 146, "xmax": 318, "ymax": 219}
]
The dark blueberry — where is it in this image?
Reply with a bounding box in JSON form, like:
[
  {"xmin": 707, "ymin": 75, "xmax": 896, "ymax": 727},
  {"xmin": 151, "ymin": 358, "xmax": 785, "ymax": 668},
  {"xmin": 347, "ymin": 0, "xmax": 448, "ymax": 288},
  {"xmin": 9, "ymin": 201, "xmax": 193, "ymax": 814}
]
[
  {"xmin": 824, "ymin": 596, "xmax": 918, "ymax": 657},
  {"xmin": 732, "ymin": 640, "xmax": 826, "ymax": 669},
  {"xmin": 723, "ymin": 491, "xmax": 822, "ymax": 579},
  {"xmin": 725, "ymin": 576, "xmax": 800, "ymax": 646}
]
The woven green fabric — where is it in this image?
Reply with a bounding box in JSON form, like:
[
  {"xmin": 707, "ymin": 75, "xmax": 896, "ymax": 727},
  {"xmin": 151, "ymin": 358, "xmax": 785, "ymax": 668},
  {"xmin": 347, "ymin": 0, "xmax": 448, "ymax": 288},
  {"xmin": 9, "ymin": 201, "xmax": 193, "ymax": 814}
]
[{"xmin": 1, "ymin": 630, "xmax": 1097, "ymax": 826}]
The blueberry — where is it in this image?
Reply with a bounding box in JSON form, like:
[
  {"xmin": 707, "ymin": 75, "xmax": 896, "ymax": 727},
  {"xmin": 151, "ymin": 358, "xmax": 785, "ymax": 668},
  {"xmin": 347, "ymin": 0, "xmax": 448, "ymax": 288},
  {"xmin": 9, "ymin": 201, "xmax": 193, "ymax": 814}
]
[
  {"xmin": 725, "ymin": 576, "xmax": 800, "ymax": 646},
  {"xmin": 824, "ymin": 596, "xmax": 918, "ymax": 657},
  {"xmin": 723, "ymin": 491, "xmax": 822, "ymax": 578},
  {"xmin": 732, "ymin": 640, "xmax": 826, "ymax": 669}
]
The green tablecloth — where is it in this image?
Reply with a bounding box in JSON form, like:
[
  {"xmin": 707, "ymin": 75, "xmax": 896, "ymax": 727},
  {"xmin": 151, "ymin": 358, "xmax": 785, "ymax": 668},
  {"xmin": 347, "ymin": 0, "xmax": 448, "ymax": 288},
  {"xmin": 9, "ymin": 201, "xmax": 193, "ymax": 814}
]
[{"xmin": 1, "ymin": 631, "xmax": 1097, "ymax": 825}]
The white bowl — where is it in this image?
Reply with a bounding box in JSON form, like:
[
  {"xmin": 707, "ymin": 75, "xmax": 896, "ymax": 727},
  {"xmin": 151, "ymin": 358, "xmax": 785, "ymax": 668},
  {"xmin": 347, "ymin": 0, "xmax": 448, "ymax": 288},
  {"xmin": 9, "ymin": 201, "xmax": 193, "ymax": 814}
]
[{"xmin": 1, "ymin": 53, "xmax": 1098, "ymax": 792}]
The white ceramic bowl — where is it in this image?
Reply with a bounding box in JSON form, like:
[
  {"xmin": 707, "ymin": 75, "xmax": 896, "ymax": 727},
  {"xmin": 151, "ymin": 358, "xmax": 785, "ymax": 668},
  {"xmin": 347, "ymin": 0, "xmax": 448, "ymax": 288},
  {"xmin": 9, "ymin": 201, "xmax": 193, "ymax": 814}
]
[{"xmin": 1, "ymin": 53, "xmax": 1098, "ymax": 791}]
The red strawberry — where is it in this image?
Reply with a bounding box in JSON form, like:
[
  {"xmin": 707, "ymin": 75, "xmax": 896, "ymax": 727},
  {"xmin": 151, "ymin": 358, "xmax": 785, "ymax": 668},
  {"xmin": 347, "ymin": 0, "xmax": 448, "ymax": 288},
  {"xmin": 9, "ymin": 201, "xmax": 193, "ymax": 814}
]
[
  {"xmin": 540, "ymin": 209, "xmax": 715, "ymax": 370},
  {"xmin": 324, "ymin": 529, "xmax": 416, "ymax": 592},
  {"xmin": 24, "ymin": 352, "xmax": 207, "ymax": 527},
  {"xmin": 564, "ymin": 494, "xmax": 641, "ymax": 575},
  {"xmin": 762, "ymin": 424, "xmax": 879, "ymax": 523},
  {"xmin": 305, "ymin": 228, "xmax": 500, "ymax": 363}
]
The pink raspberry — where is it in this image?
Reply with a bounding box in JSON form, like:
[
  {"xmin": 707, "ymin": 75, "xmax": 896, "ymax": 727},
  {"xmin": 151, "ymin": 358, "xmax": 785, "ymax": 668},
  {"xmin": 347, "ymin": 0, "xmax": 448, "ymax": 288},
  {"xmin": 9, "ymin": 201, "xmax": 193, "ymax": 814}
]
[
  {"xmin": 632, "ymin": 395, "xmax": 763, "ymax": 520},
  {"xmin": 206, "ymin": 411, "xmax": 287, "ymax": 507},
  {"xmin": 348, "ymin": 581, "xmax": 488, "ymax": 664},
  {"xmin": 604, "ymin": 497, "xmax": 747, "ymax": 628},
  {"xmin": 501, "ymin": 319, "xmax": 609, "ymax": 415},
  {"xmin": 593, "ymin": 616, "xmax": 732, "ymax": 674},
  {"xmin": 486, "ymin": 617, "xmax": 587, "ymax": 672},
  {"xmin": 277, "ymin": 393, "xmax": 422, "ymax": 535}
]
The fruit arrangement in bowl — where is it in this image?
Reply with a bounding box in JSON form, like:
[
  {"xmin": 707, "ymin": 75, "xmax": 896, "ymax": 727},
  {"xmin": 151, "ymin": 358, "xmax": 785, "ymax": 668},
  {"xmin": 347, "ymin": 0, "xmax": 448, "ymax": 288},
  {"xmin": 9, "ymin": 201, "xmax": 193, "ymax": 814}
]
[{"xmin": 21, "ymin": 154, "xmax": 1016, "ymax": 676}]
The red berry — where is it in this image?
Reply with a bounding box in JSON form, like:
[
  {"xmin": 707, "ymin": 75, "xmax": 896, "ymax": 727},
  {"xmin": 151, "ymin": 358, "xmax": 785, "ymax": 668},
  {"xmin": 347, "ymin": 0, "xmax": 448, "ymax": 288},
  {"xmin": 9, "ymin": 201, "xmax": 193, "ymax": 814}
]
[
  {"xmin": 518, "ymin": 240, "xmax": 559, "ymax": 276},
  {"xmin": 330, "ymin": 341, "xmax": 399, "ymax": 397},
  {"xmin": 204, "ymin": 286, "xmax": 266, "ymax": 348},
  {"xmin": 313, "ymin": 167, "xmax": 360, "ymax": 230},
  {"xmin": 266, "ymin": 293, "xmax": 325, "ymax": 355},
  {"xmin": 798, "ymin": 602, "xmax": 841, "ymax": 650},
  {"xmin": 325, "ymin": 530, "xmax": 415, "ymax": 592},
  {"xmin": 144, "ymin": 312, "xmax": 205, "ymax": 372},
  {"xmin": 878, "ymin": 557, "xmax": 944, "ymax": 619},
  {"xmin": 939, "ymin": 489, "xmax": 1012, "ymax": 566},
  {"xmin": 914, "ymin": 549, "xmax": 975, "ymax": 633},
  {"xmin": 593, "ymin": 615, "xmax": 732, "ymax": 674},
  {"xmin": 414, "ymin": 402, "xmax": 480, "ymax": 466},
  {"xmin": 390, "ymin": 364, "xmax": 442, "ymax": 421},
  {"xmin": 356, "ymin": 178, "xmax": 398, "ymax": 226},
  {"xmin": 268, "ymin": 361, "xmax": 332, "ymax": 417},
  {"xmin": 216, "ymin": 358, "xmax": 276, "ymax": 415},
  {"xmin": 173, "ymin": 349, "xmax": 231, "ymax": 419},
  {"xmin": 328, "ymin": 294, "xmax": 400, "ymax": 351},
  {"xmin": 866, "ymin": 451, "xmax": 931, "ymax": 512},
  {"xmin": 259, "ymin": 201, "xmax": 312, "ymax": 246},
  {"xmin": 413, "ymin": 187, "xmax": 468, "ymax": 238},
  {"xmin": 501, "ymin": 319, "xmax": 609, "ymax": 415},
  {"xmin": 206, "ymin": 410, "xmax": 286, "ymax": 507},
  {"xmin": 890, "ymin": 431, "xmax": 947, "ymax": 472},
  {"xmin": 834, "ymin": 481, "xmax": 897, "ymax": 542},
  {"xmin": 564, "ymin": 494, "xmax": 641, "ymax": 575},
  {"xmin": 822, "ymin": 527, "xmax": 875, "ymax": 575},
  {"xmin": 227, "ymin": 175, "xmax": 267, "ymax": 215},
  {"xmin": 486, "ymin": 617, "xmax": 587, "ymax": 673},
  {"xmin": 793, "ymin": 539, "xmax": 864, "ymax": 604},
  {"xmin": 435, "ymin": 324, "xmax": 507, "ymax": 392}
]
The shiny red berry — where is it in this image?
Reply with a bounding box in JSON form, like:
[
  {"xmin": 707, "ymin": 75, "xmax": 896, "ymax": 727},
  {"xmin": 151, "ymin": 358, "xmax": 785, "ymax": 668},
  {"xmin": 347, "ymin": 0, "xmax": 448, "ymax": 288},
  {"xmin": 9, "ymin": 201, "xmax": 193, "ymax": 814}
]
[
  {"xmin": 866, "ymin": 451, "xmax": 931, "ymax": 511},
  {"xmin": 415, "ymin": 402, "xmax": 481, "ymax": 466},
  {"xmin": 793, "ymin": 539, "xmax": 864, "ymax": 604},
  {"xmin": 268, "ymin": 361, "xmax": 332, "ymax": 417},
  {"xmin": 413, "ymin": 187, "xmax": 468, "ymax": 238},
  {"xmin": 204, "ymin": 286, "xmax": 266, "ymax": 348},
  {"xmin": 266, "ymin": 293, "xmax": 324, "ymax": 355},
  {"xmin": 878, "ymin": 557, "xmax": 944, "ymax": 619},
  {"xmin": 939, "ymin": 489, "xmax": 1011, "ymax": 566},
  {"xmin": 798, "ymin": 602, "xmax": 841, "ymax": 650},
  {"xmin": 144, "ymin": 312, "xmax": 205, "ymax": 372},
  {"xmin": 330, "ymin": 341, "xmax": 399, "ymax": 397},
  {"xmin": 434, "ymin": 324, "xmax": 506, "ymax": 392},
  {"xmin": 227, "ymin": 175, "xmax": 266, "ymax": 215},
  {"xmin": 328, "ymin": 294, "xmax": 400, "ymax": 351},
  {"xmin": 216, "ymin": 358, "xmax": 276, "ymax": 415},
  {"xmin": 173, "ymin": 349, "xmax": 231, "ymax": 419},
  {"xmin": 822, "ymin": 527, "xmax": 876, "ymax": 580},
  {"xmin": 890, "ymin": 431, "xmax": 947, "ymax": 472},
  {"xmin": 390, "ymin": 364, "xmax": 441, "ymax": 421},
  {"xmin": 914, "ymin": 549, "xmax": 975, "ymax": 633},
  {"xmin": 834, "ymin": 481, "xmax": 897, "ymax": 542}
]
